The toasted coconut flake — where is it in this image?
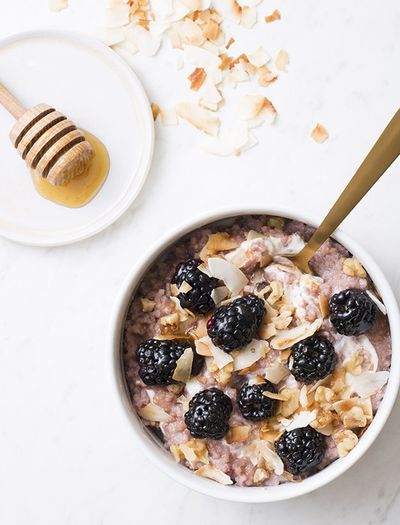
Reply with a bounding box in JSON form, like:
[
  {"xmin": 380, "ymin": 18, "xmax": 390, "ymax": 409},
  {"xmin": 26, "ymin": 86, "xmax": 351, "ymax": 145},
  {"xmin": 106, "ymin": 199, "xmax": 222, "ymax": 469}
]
[
  {"xmin": 151, "ymin": 103, "xmax": 160, "ymax": 121},
  {"xmin": 257, "ymin": 65, "xmax": 277, "ymax": 87},
  {"xmin": 189, "ymin": 318, "xmax": 208, "ymax": 339},
  {"xmin": 248, "ymin": 47, "xmax": 271, "ymax": 68},
  {"xmin": 319, "ymin": 294, "xmax": 329, "ymax": 318},
  {"xmin": 233, "ymin": 340, "xmax": 268, "ymax": 371},
  {"xmin": 204, "ymin": 232, "xmax": 239, "ymax": 252},
  {"xmin": 366, "ymin": 290, "xmax": 387, "ymax": 315},
  {"xmin": 194, "ymin": 336, "xmax": 213, "ymax": 356},
  {"xmin": 48, "ymin": 0, "xmax": 68, "ymax": 11},
  {"xmin": 311, "ymin": 123, "xmax": 329, "ymax": 144},
  {"xmin": 299, "ymin": 385, "xmax": 310, "ymax": 407},
  {"xmin": 141, "ymin": 297, "xmax": 156, "ymax": 312},
  {"xmin": 172, "ymin": 347, "xmax": 194, "ymax": 383},
  {"xmin": 176, "ymin": 102, "xmax": 220, "ymax": 136},
  {"xmin": 346, "ymin": 371, "xmax": 389, "ymax": 398},
  {"xmin": 138, "ymin": 402, "xmax": 172, "ymax": 422},
  {"xmin": 240, "ymin": 6, "xmax": 257, "ymax": 28},
  {"xmin": 286, "ymin": 410, "xmax": 317, "ymax": 431},
  {"xmin": 275, "ymin": 49, "xmax": 289, "ymax": 72},
  {"xmin": 265, "ymin": 9, "xmax": 281, "ymax": 23},
  {"xmin": 213, "ymin": 362, "xmax": 234, "ymax": 385},
  {"xmin": 195, "ymin": 465, "xmax": 233, "ymax": 485},
  {"xmin": 207, "ymin": 257, "xmax": 248, "ymax": 295},
  {"xmin": 279, "ymin": 388, "xmax": 300, "ymax": 417},
  {"xmin": 238, "ymin": 94, "xmax": 277, "ymax": 128},
  {"xmin": 333, "ymin": 429, "xmax": 358, "ymax": 457},
  {"xmin": 270, "ymin": 319, "xmax": 322, "ymax": 350},
  {"xmin": 226, "ymin": 425, "xmax": 251, "ymax": 443},
  {"xmin": 358, "ymin": 335, "xmax": 379, "ymax": 372},
  {"xmin": 202, "ymin": 123, "xmax": 251, "ymax": 156},
  {"xmin": 210, "ymin": 340, "xmax": 234, "ymax": 369},
  {"xmin": 267, "ymin": 281, "xmax": 283, "ymax": 305},
  {"xmin": 184, "ymin": 44, "xmax": 222, "ymax": 70},
  {"xmin": 188, "ymin": 67, "xmax": 207, "ymax": 90},
  {"xmin": 178, "ymin": 281, "xmax": 193, "ymax": 294},
  {"xmin": 259, "ymin": 322, "xmax": 277, "ymax": 340},
  {"xmin": 211, "ymin": 286, "xmax": 230, "ymax": 305},
  {"xmin": 264, "ymin": 364, "xmax": 288, "ymax": 384},
  {"xmin": 226, "ymin": 36, "xmax": 235, "ymax": 49},
  {"xmin": 263, "ymin": 391, "xmax": 288, "ymax": 401},
  {"xmin": 343, "ymin": 351, "xmax": 363, "ymax": 376},
  {"xmin": 255, "ymin": 440, "xmax": 284, "ymax": 475}
]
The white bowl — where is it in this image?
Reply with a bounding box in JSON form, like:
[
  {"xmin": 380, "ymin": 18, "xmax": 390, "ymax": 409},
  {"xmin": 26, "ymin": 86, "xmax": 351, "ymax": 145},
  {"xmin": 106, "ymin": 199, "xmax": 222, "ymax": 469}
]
[{"xmin": 108, "ymin": 206, "xmax": 400, "ymax": 503}]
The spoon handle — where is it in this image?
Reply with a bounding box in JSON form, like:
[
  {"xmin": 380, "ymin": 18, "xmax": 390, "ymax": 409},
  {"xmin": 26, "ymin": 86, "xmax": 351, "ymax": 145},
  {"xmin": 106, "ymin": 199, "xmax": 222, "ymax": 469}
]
[
  {"xmin": 0, "ymin": 83, "xmax": 26, "ymax": 119},
  {"xmin": 302, "ymin": 108, "xmax": 400, "ymax": 261}
]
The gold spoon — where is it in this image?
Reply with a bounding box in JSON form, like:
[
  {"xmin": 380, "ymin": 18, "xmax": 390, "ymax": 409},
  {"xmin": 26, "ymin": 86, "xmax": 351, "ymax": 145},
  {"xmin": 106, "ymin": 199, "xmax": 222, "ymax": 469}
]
[{"xmin": 292, "ymin": 109, "xmax": 400, "ymax": 273}]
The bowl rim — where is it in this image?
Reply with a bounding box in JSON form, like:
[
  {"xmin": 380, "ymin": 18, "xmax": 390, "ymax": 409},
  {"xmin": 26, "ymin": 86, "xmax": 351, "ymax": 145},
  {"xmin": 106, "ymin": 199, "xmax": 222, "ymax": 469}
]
[{"xmin": 108, "ymin": 205, "xmax": 400, "ymax": 503}]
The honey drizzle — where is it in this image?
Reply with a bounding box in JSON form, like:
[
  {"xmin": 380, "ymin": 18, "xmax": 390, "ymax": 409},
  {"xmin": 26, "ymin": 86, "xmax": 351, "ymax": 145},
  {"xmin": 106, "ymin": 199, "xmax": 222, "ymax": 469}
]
[{"xmin": 31, "ymin": 131, "xmax": 109, "ymax": 208}]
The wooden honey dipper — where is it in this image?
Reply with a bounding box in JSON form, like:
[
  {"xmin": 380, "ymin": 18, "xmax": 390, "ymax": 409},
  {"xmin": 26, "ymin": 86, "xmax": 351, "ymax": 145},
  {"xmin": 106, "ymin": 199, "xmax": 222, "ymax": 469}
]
[{"xmin": 0, "ymin": 83, "xmax": 94, "ymax": 186}]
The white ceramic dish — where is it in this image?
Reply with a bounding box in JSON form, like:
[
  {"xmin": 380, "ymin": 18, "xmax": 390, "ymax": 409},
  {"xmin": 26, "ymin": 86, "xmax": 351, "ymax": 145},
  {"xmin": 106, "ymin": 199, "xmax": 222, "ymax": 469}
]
[
  {"xmin": 109, "ymin": 206, "xmax": 400, "ymax": 503},
  {"xmin": 0, "ymin": 30, "xmax": 154, "ymax": 246}
]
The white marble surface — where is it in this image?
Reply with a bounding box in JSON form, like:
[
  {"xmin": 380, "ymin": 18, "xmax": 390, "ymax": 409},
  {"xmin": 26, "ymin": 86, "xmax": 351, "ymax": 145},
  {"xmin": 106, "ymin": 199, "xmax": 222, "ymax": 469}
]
[{"xmin": 1, "ymin": 1, "xmax": 400, "ymax": 523}]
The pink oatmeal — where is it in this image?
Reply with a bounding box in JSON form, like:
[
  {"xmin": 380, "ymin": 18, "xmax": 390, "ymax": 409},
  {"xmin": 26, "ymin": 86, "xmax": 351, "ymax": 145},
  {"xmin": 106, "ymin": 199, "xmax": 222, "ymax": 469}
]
[{"xmin": 122, "ymin": 215, "xmax": 391, "ymax": 487}]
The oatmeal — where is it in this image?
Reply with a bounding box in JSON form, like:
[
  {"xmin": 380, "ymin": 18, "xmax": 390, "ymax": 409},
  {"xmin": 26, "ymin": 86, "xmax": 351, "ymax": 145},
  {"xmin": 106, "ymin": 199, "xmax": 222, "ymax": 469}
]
[{"xmin": 122, "ymin": 215, "xmax": 391, "ymax": 486}]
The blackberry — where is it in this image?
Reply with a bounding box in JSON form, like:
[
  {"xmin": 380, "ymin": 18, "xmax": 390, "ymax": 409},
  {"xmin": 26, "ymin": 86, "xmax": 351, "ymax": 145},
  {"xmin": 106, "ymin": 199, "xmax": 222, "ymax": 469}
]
[
  {"xmin": 136, "ymin": 339, "xmax": 204, "ymax": 386},
  {"xmin": 171, "ymin": 258, "xmax": 219, "ymax": 315},
  {"xmin": 184, "ymin": 388, "xmax": 232, "ymax": 439},
  {"xmin": 238, "ymin": 381, "xmax": 277, "ymax": 421},
  {"xmin": 329, "ymin": 288, "xmax": 377, "ymax": 336},
  {"xmin": 290, "ymin": 335, "xmax": 336, "ymax": 383},
  {"xmin": 275, "ymin": 426, "xmax": 326, "ymax": 475},
  {"xmin": 207, "ymin": 294, "xmax": 265, "ymax": 352}
]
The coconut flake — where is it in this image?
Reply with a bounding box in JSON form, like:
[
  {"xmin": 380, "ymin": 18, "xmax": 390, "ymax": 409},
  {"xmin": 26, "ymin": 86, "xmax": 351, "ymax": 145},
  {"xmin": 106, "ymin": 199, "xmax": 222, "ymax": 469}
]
[
  {"xmin": 138, "ymin": 402, "xmax": 172, "ymax": 422},
  {"xmin": 248, "ymin": 47, "xmax": 271, "ymax": 68},
  {"xmin": 185, "ymin": 377, "xmax": 204, "ymax": 397},
  {"xmin": 346, "ymin": 371, "xmax": 389, "ymax": 398},
  {"xmin": 233, "ymin": 340, "xmax": 268, "ymax": 371},
  {"xmin": 172, "ymin": 347, "xmax": 194, "ymax": 383},
  {"xmin": 207, "ymin": 257, "xmax": 248, "ymax": 294},
  {"xmin": 264, "ymin": 364, "xmax": 289, "ymax": 384},
  {"xmin": 285, "ymin": 410, "xmax": 317, "ymax": 431},
  {"xmin": 211, "ymin": 286, "xmax": 230, "ymax": 305},
  {"xmin": 96, "ymin": 26, "xmax": 125, "ymax": 46},
  {"xmin": 125, "ymin": 25, "xmax": 162, "ymax": 56},
  {"xmin": 366, "ymin": 290, "xmax": 387, "ymax": 315},
  {"xmin": 311, "ymin": 123, "xmax": 329, "ymax": 144},
  {"xmin": 240, "ymin": 6, "xmax": 257, "ymax": 28},
  {"xmin": 195, "ymin": 465, "xmax": 233, "ymax": 485},
  {"xmin": 270, "ymin": 319, "xmax": 322, "ymax": 350},
  {"xmin": 101, "ymin": 4, "xmax": 130, "ymax": 28},
  {"xmin": 237, "ymin": 94, "xmax": 277, "ymax": 128},
  {"xmin": 209, "ymin": 338, "xmax": 234, "ymax": 369},
  {"xmin": 202, "ymin": 122, "xmax": 250, "ymax": 156},
  {"xmin": 275, "ymin": 49, "xmax": 289, "ymax": 72},
  {"xmin": 256, "ymin": 440, "xmax": 284, "ymax": 475},
  {"xmin": 194, "ymin": 336, "xmax": 213, "ymax": 356},
  {"xmin": 184, "ymin": 44, "xmax": 222, "ymax": 70},
  {"xmin": 176, "ymin": 102, "xmax": 220, "ymax": 136}
]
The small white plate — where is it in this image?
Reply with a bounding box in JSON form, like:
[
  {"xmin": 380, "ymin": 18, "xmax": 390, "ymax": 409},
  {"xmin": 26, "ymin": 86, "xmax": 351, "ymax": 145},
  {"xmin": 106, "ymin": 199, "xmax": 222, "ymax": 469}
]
[{"xmin": 0, "ymin": 30, "xmax": 154, "ymax": 246}]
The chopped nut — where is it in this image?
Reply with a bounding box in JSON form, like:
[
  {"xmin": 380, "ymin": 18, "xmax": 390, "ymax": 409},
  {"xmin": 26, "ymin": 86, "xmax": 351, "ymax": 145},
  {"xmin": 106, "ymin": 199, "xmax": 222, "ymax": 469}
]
[
  {"xmin": 160, "ymin": 312, "xmax": 180, "ymax": 334},
  {"xmin": 311, "ymin": 124, "xmax": 329, "ymax": 144},
  {"xmin": 342, "ymin": 257, "xmax": 367, "ymax": 278},
  {"xmin": 140, "ymin": 297, "xmax": 156, "ymax": 312},
  {"xmin": 332, "ymin": 429, "xmax": 358, "ymax": 457},
  {"xmin": 265, "ymin": 9, "xmax": 281, "ymax": 23},
  {"xmin": 314, "ymin": 386, "xmax": 335, "ymax": 405},
  {"xmin": 344, "ymin": 351, "xmax": 364, "ymax": 375},
  {"xmin": 226, "ymin": 425, "xmax": 251, "ymax": 443},
  {"xmin": 253, "ymin": 467, "xmax": 270, "ymax": 483},
  {"xmin": 343, "ymin": 406, "xmax": 368, "ymax": 428}
]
